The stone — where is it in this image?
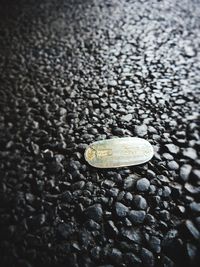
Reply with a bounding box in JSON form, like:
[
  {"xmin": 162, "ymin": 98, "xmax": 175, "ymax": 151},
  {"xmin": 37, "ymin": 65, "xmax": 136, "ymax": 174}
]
[
  {"xmin": 121, "ymin": 114, "xmax": 133, "ymax": 122},
  {"xmin": 123, "ymin": 175, "xmax": 136, "ymax": 190},
  {"xmin": 148, "ymin": 236, "xmax": 161, "ymax": 253},
  {"xmin": 121, "ymin": 227, "xmax": 142, "ymax": 243},
  {"xmin": 115, "ymin": 202, "xmax": 129, "ymax": 217},
  {"xmin": 134, "ymin": 124, "xmax": 148, "ymax": 137},
  {"xmin": 133, "ymin": 195, "xmax": 147, "ymax": 210},
  {"xmin": 180, "ymin": 164, "xmax": 192, "ymax": 181},
  {"xmin": 165, "ymin": 144, "xmax": 179, "ymax": 154},
  {"xmin": 128, "ymin": 210, "xmax": 146, "ymax": 224},
  {"xmin": 85, "ymin": 137, "xmax": 154, "ymax": 168},
  {"xmin": 136, "ymin": 178, "xmax": 150, "ymax": 192},
  {"xmin": 141, "ymin": 247, "xmax": 155, "ymax": 267},
  {"xmin": 184, "ymin": 220, "xmax": 200, "ymax": 240},
  {"xmin": 124, "ymin": 253, "xmax": 142, "ymax": 266},
  {"xmin": 182, "ymin": 148, "xmax": 198, "ymax": 160},
  {"xmin": 84, "ymin": 204, "xmax": 103, "ymax": 222},
  {"xmin": 167, "ymin": 161, "xmax": 179, "ymax": 170},
  {"xmin": 189, "ymin": 202, "xmax": 200, "ymax": 213},
  {"xmin": 162, "ymin": 186, "xmax": 171, "ymax": 197}
]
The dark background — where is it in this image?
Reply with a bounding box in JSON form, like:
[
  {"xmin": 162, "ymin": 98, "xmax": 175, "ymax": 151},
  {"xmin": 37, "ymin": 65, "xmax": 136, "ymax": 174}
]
[{"xmin": 0, "ymin": 0, "xmax": 200, "ymax": 266}]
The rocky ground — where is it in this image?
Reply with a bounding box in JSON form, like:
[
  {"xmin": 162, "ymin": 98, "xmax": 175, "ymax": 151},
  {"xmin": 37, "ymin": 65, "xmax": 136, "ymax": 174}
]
[{"xmin": 0, "ymin": 0, "xmax": 200, "ymax": 266}]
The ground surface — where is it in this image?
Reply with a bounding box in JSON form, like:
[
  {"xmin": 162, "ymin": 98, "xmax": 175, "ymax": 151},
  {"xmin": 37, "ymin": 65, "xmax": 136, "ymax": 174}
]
[{"xmin": 0, "ymin": 0, "xmax": 200, "ymax": 266}]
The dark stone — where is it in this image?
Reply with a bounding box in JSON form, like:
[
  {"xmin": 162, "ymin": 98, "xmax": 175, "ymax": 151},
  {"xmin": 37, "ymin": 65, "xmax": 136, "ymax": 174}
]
[
  {"xmin": 167, "ymin": 161, "xmax": 179, "ymax": 170},
  {"xmin": 136, "ymin": 178, "xmax": 150, "ymax": 192},
  {"xmin": 134, "ymin": 124, "xmax": 148, "ymax": 137},
  {"xmin": 180, "ymin": 164, "xmax": 192, "ymax": 181},
  {"xmin": 162, "ymin": 186, "xmax": 171, "ymax": 197},
  {"xmin": 128, "ymin": 210, "xmax": 146, "ymax": 224},
  {"xmin": 189, "ymin": 202, "xmax": 200, "ymax": 213},
  {"xmin": 109, "ymin": 248, "xmax": 122, "ymax": 263},
  {"xmin": 57, "ymin": 223, "xmax": 74, "ymax": 239},
  {"xmin": 123, "ymin": 175, "xmax": 136, "ymax": 190},
  {"xmin": 115, "ymin": 202, "xmax": 129, "ymax": 217},
  {"xmin": 84, "ymin": 204, "xmax": 103, "ymax": 222},
  {"xmin": 182, "ymin": 148, "xmax": 198, "ymax": 160},
  {"xmin": 141, "ymin": 247, "xmax": 155, "ymax": 267},
  {"xmin": 121, "ymin": 227, "xmax": 142, "ymax": 244},
  {"xmin": 184, "ymin": 220, "xmax": 200, "ymax": 240},
  {"xmin": 133, "ymin": 195, "xmax": 147, "ymax": 210},
  {"xmin": 148, "ymin": 236, "xmax": 161, "ymax": 253},
  {"xmin": 124, "ymin": 252, "xmax": 142, "ymax": 266},
  {"xmin": 165, "ymin": 144, "xmax": 179, "ymax": 154}
]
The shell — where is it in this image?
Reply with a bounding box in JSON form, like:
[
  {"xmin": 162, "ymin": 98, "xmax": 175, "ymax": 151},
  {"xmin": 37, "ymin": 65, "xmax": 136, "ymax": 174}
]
[{"xmin": 84, "ymin": 137, "xmax": 154, "ymax": 168}]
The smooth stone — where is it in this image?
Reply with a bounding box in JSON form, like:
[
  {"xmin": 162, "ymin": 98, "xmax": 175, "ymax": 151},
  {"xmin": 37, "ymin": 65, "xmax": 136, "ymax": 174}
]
[
  {"xmin": 136, "ymin": 178, "xmax": 150, "ymax": 192},
  {"xmin": 182, "ymin": 148, "xmax": 198, "ymax": 160},
  {"xmin": 180, "ymin": 164, "xmax": 192, "ymax": 181},
  {"xmin": 85, "ymin": 137, "xmax": 154, "ymax": 168},
  {"xmin": 128, "ymin": 210, "xmax": 146, "ymax": 224},
  {"xmin": 134, "ymin": 125, "xmax": 148, "ymax": 137},
  {"xmin": 115, "ymin": 202, "xmax": 129, "ymax": 217},
  {"xmin": 167, "ymin": 161, "xmax": 179, "ymax": 170},
  {"xmin": 84, "ymin": 204, "xmax": 103, "ymax": 222},
  {"xmin": 165, "ymin": 144, "xmax": 179, "ymax": 154}
]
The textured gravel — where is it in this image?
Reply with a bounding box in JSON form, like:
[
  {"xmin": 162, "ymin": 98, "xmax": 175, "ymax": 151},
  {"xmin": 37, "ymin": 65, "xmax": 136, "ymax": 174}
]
[{"xmin": 0, "ymin": 0, "xmax": 200, "ymax": 266}]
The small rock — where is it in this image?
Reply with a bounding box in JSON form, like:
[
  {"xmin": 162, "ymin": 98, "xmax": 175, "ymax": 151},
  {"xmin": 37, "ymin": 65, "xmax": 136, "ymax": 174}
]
[
  {"xmin": 124, "ymin": 253, "xmax": 142, "ymax": 266},
  {"xmin": 84, "ymin": 204, "xmax": 103, "ymax": 222},
  {"xmin": 128, "ymin": 210, "xmax": 146, "ymax": 224},
  {"xmin": 162, "ymin": 186, "xmax": 171, "ymax": 197},
  {"xmin": 182, "ymin": 148, "xmax": 198, "ymax": 160},
  {"xmin": 108, "ymin": 80, "xmax": 117, "ymax": 87},
  {"xmin": 180, "ymin": 164, "xmax": 192, "ymax": 181},
  {"xmin": 165, "ymin": 144, "xmax": 179, "ymax": 154},
  {"xmin": 136, "ymin": 178, "xmax": 150, "ymax": 192},
  {"xmin": 184, "ymin": 183, "xmax": 200, "ymax": 194},
  {"xmin": 133, "ymin": 195, "xmax": 147, "ymax": 210},
  {"xmin": 189, "ymin": 202, "xmax": 200, "ymax": 213},
  {"xmin": 148, "ymin": 236, "xmax": 161, "ymax": 253},
  {"xmin": 167, "ymin": 161, "xmax": 179, "ymax": 170},
  {"xmin": 57, "ymin": 223, "xmax": 74, "ymax": 239},
  {"xmin": 184, "ymin": 220, "xmax": 200, "ymax": 240},
  {"xmin": 121, "ymin": 114, "xmax": 133, "ymax": 122},
  {"xmin": 115, "ymin": 202, "xmax": 129, "ymax": 217},
  {"xmin": 121, "ymin": 227, "xmax": 142, "ymax": 243},
  {"xmin": 123, "ymin": 175, "xmax": 136, "ymax": 190},
  {"xmin": 109, "ymin": 248, "xmax": 122, "ymax": 263},
  {"xmin": 134, "ymin": 124, "xmax": 148, "ymax": 137},
  {"xmin": 186, "ymin": 243, "xmax": 197, "ymax": 262},
  {"xmin": 141, "ymin": 247, "xmax": 155, "ymax": 267}
]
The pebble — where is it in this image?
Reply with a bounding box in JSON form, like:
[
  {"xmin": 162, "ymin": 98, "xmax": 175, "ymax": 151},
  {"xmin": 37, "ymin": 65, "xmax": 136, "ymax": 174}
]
[
  {"xmin": 189, "ymin": 202, "xmax": 200, "ymax": 213},
  {"xmin": 167, "ymin": 161, "xmax": 179, "ymax": 170},
  {"xmin": 121, "ymin": 227, "xmax": 142, "ymax": 244},
  {"xmin": 133, "ymin": 195, "xmax": 148, "ymax": 210},
  {"xmin": 141, "ymin": 247, "xmax": 155, "ymax": 267},
  {"xmin": 136, "ymin": 178, "xmax": 150, "ymax": 192},
  {"xmin": 182, "ymin": 148, "xmax": 198, "ymax": 160},
  {"xmin": 84, "ymin": 204, "xmax": 103, "ymax": 222},
  {"xmin": 180, "ymin": 164, "xmax": 192, "ymax": 181},
  {"xmin": 184, "ymin": 220, "xmax": 200, "ymax": 240},
  {"xmin": 121, "ymin": 114, "xmax": 133, "ymax": 122},
  {"xmin": 115, "ymin": 202, "xmax": 129, "ymax": 217},
  {"xmin": 128, "ymin": 210, "xmax": 146, "ymax": 224},
  {"xmin": 123, "ymin": 175, "xmax": 136, "ymax": 190},
  {"xmin": 148, "ymin": 236, "xmax": 161, "ymax": 253},
  {"xmin": 134, "ymin": 124, "xmax": 148, "ymax": 137},
  {"xmin": 165, "ymin": 144, "xmax": 179, "ymax": 154}
]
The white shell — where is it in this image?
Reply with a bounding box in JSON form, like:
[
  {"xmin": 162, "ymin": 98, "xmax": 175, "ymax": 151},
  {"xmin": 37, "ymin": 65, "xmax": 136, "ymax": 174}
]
[{"xmin": 84, "ymin": 137, "xmax": 154, "ymax": 168}]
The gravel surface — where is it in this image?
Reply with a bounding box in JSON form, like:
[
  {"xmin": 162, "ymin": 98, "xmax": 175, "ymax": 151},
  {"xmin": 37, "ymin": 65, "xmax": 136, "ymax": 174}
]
[{"xmin": 0, "ymin": 0, "xmax": 200, "ymax": 266}]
